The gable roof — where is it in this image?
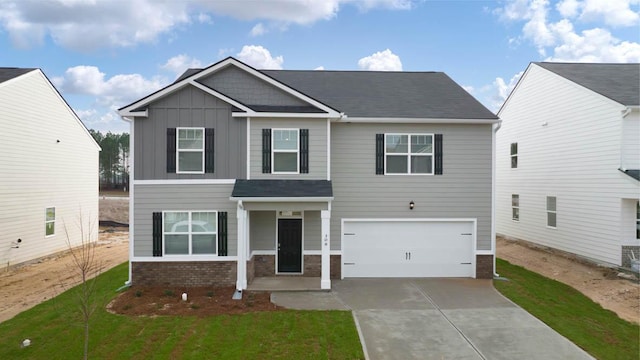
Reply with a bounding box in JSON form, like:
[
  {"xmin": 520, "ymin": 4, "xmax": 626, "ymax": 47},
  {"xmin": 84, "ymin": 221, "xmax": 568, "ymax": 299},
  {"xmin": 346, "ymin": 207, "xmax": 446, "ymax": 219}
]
[
  {"xmin": 145, "ymin": 58, "xmax": 498, "ymax": 120},
  {"xmin": 0, "ymin": 68, "xmax": 37, "ymax": 84},
  {"xmin": 534, "ymin": 62, "xmax": 640, "ymax": 106}
]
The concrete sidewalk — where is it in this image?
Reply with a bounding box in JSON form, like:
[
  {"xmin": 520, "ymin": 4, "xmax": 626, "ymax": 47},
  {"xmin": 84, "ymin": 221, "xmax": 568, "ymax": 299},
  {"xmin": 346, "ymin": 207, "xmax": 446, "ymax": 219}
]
[{"xmin": 271, "ymin": 278, "xmax": 593, "ymax": 360}]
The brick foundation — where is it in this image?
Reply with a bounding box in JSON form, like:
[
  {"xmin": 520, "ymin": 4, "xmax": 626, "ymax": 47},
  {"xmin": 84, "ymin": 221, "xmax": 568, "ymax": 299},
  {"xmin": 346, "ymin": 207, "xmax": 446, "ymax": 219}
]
[
  {"xmin": 132, "ymin": 261, "xmax": 236, "ymax": 287},
  {"xmin": 249, "ymin": 254, "xmax": 341, "ymax": 279},
  {"xmin": 247, "ymin": 257, "xmax": 255, "ymax": 284},
  {"xmin": 622, "ymin": 246, "xmax": 640, "ymax": 269},
  {"xmin": 476, "ymin": 255, "xmax": 494, "ymax": 279}
]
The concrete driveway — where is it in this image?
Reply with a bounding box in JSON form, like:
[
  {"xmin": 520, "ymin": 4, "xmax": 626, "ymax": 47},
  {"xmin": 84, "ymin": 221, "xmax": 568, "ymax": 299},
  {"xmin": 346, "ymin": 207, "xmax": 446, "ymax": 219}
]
[{"xmin": 271, "ymin": 278, "xmax": 593, "ymax": 360}]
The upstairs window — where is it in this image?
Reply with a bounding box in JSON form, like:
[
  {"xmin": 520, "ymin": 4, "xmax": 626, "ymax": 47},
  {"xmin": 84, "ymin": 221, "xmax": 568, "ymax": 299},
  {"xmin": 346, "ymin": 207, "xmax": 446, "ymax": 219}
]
[
  {"xmin": 510, "ymin": 143, "xmax": 518, "ymax": 168},
  {"xmin": 272, "ymin": 129, "xmax": 299, "ymax": 173},
  {"xmin": 45, "ymin": 207, "xmax": 55, "ymax": 237},
  {"xmin": 546, "ymin": 196, "xmax": 557, "ymax": 228},
  {"xmin": 177, "ymin": 128, "xmax": 204, "ymax": 173},
  {"xmin": 385, "ymin": 134, "xmax": 433, "ymax": 174},
  {"xmin": 512, "ymin": 195, "xmax": 520, "ymax": 221}
]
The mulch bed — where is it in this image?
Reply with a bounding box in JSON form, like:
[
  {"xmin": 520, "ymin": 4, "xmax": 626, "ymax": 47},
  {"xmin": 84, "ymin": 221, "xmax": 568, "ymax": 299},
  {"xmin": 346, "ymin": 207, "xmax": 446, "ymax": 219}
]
[{"xmin": 108, "ymin": 286, "xmax": 283, "ymax": 316}]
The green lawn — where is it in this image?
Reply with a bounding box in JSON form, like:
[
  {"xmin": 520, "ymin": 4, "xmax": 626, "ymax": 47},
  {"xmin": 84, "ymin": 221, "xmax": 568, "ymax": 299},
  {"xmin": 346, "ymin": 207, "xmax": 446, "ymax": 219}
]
[
  {"xmin": 0, "ymin": 263, "xmax": 363, "ymax": 359},
  {"xmin": 494, "ymin": 258, "xmax": 639, "ymax": 360}
]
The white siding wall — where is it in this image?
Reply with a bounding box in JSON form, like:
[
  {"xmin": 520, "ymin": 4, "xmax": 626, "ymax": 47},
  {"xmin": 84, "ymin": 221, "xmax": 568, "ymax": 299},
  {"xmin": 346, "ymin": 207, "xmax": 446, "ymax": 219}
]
[
  {"xmin": 496, "ymin": 64, "xmax": 640, "ymax": 266},
  {"xmin": 0, "ymin": 71, "xmax": 99, "ymax": 266},
  {"xmin": 621, "ymin": 110, "xmax": 640, "ymax": 171}
]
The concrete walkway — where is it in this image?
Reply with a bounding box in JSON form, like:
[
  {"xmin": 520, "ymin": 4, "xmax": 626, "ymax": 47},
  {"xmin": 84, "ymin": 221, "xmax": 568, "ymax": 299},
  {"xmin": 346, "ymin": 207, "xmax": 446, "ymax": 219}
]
[{"xmin": 271, "ymin": 278, "xmax": 593, "ymax": 360}]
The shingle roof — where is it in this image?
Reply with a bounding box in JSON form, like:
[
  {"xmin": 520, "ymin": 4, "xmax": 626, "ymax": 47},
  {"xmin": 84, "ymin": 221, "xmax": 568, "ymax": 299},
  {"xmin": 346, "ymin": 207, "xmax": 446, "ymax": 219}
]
[
  {"xmin": 174, "ymin": 64, "xmax": 498, "ymax": 119},
  {"xmin": 0, "ymin": 68, "xmax": 36, "ymax": 84},
  {"xmin": 535, "ymin": 62, "xmax": 640, "ymax": 106},
  {"xmin": 619, "ymin": 169, "xmax": 640, "ymax": 181},
  {"xmin": 262, "ymin": 70, "xmax": 498, "ymax": 119},
  {"xmin": 232, "ymin": 180, "xmax": 333, "ymax": 198}
]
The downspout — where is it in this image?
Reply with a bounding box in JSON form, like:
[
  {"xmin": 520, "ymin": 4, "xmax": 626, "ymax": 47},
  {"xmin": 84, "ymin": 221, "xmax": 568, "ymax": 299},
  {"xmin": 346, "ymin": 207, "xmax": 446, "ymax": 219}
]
[
  {"xmin": 492, "ymin": 120, "xmax": 502, "ymax": 278},
  {"xmin": 121, "ymin": 116, "xmax": 134, "ymax": 287}
]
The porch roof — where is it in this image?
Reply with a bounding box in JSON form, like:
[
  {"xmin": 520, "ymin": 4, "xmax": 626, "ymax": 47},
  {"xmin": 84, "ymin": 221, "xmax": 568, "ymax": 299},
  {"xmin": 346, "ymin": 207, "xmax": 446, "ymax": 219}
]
[{"xmin": 231, "ymin": 179, "xmax": 333, "ymax": 199}]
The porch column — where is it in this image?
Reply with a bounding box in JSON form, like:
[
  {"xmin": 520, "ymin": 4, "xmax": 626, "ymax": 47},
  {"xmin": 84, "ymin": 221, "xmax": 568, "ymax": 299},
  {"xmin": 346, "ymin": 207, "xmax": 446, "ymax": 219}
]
[
  {"xmin": 321, "ymin": 210, "xmax": 331, "ymax": 290},
  {"xmin": 236, "ymin": 202, "xmax": 247, "ymax": 291}
]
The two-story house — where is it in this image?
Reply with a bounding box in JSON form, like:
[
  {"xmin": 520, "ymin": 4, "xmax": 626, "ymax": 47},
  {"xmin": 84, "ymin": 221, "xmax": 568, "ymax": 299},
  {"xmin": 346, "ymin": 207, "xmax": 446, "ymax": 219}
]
[
  {"xmin": 496, "ymin": 62, "xmax": 640, "ymax": 268},
  {"xmin": 118, "ymin": 57, "xmax": 499, "ymax": 291}
]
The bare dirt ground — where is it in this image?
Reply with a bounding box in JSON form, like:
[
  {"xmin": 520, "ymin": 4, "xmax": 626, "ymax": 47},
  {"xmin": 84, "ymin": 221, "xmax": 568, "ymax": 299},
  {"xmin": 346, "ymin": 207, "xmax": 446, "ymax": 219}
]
[
  {"xmin": 99, "ymin": 197, "xmax": 129, "ymax": 224},
  {"xmin": 497, "ymin": 236, "xmax": 639, "ymax": 324}
]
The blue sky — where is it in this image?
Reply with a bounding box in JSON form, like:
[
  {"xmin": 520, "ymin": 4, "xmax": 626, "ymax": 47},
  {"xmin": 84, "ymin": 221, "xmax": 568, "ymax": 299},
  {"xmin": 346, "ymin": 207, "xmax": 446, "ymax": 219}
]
[{"xmin": 1, "ymin": 0, "xmax": 638, "ymax": 133}]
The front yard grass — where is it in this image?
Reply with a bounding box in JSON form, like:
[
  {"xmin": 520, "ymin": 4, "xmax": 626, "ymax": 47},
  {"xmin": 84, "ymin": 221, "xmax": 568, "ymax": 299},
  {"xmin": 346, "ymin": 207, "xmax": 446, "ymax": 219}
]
[
  {"xmin": 494, "ymin": 258, "xmax": 639, "ymax": 360},
  {"xmin": 0, "ymin": 263, "xmax": 363, "ymax": 359}
]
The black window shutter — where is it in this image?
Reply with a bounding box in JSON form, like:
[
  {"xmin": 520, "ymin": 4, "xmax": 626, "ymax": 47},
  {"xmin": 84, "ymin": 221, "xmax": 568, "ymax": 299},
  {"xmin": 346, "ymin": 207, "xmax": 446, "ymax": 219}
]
[
  {"xmin": 152, "ymin": 212, "xmax": 162, "ymax": 257},
  {"xmin": 166, "ymin": 128, "xmax": 176, "ymax": 173},
  {"xmin": 218, "ymin": 212, "xmax": 228, "ymax": 256},
  {"xmin": 300, "ymin": 129, "xmax": 309, "ymax": 173},
  {"xmin": 434, "ymin": 134, "xmax": 443, "ymax": 175},
  {"xmin": 262, "ymin": 129, "xmax": 271, "ymax": 173},
  {"xmin": 375, "ymin": 134, "xmax": 384, "ymax": 175},
  {"xmin": 205, "ymin": 128, "xmax": 215, "ymax": 173}
]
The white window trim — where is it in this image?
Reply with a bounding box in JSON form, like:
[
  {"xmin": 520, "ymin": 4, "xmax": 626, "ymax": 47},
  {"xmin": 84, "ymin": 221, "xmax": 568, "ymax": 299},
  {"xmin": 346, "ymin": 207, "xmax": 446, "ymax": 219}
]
[
  {"xmin": 384, "ymin": 133, "xmax": 434, "ymax": 175},
  {"xmin": 636, "ymin": 201, "xmax": 639, "ymax": 240},
  {"xmin": 512, "ymin": 194, "xmax": 519, "ymax": 222},
  {"xmin": 272, "ymin": 128, "xmax": 300, "ymax": 174},
  {"xmin": 510, "ymin": 142, "xmax": 518, "ymax": 169},
  {"xmin": 176, "ymin": 127, "xmax": 205, "ymax": 174},
  {"xmin": 546, "ymin": 196, "xmax": 557, "ymax": 229},
  {"xmin": 45, "ymin": 206, "xmax": 55, "ymax": 237},
  {"xmin": 162, "ymin": 210, "xmax": 218, "ymax": 256}
]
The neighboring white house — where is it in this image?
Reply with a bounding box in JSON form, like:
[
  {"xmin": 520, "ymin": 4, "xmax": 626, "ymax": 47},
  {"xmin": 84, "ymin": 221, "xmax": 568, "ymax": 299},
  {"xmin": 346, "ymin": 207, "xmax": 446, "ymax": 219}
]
[
  {"xmin": 496, "ymin": 62, "xmax": 640, "ymax": 268},
  {"xmin": 0, "ymin": 68, "xmax": 100, "ymax": 267}
]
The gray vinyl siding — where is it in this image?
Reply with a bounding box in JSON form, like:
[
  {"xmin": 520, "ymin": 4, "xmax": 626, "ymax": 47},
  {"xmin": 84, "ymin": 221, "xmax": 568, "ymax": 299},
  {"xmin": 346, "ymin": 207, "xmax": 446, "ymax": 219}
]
[
  {"xmin": 133, "ymin": 184, "xmax": 237, "ymax": 257},
  {"xmin": 330, "ymin": 123, "xmax": 493, "ymax": 251},
  {"xmin": 304, "ymin": 211, "xmax": 321, "ymax": 251},
  {"xmin": 250, "ymin": 118, "xmax": 328, "ymax": 179},
  {"xmin": 199, "ymin": 66, "xmax": 308, "ymax": 106},
  {"xmin": 249, "ymin": 211, "xmax": 275, "ymax": 251},
  {"xmin": 134, "ymin": 85, "xmax": 246, "ymax": 180}
]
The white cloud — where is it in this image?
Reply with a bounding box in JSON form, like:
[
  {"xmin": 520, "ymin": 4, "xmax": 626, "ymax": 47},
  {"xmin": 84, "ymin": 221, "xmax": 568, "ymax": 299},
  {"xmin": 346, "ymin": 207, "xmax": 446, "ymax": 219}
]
[
  {"xmin": 161, "ymin": 54, "xmax": 203, "ymax": 76},
  {"xmin": 197, "ymin": 12, "xmax": 213, "ymax": 24},
  {"xmin": 250, "ymin": 23, "xmax": 266, "ymax": 36},
  {"xmin": 236, "ymin": 45, "xmax": 284, "ymax": 69},
  {"xmin": 358, "ymin": 49, "xmax": 403, "ymax": 71},
  {"xmin": 314, "ymin": 66, "xmax": 325, "ymax": 70},
  {"xmin": 556, "ymin": 0, "xmax": 580, "ymax": 17},
  {"xmin": 462, "ymin": 85, "xmax": 474, "ymax": 94},
  {"xmin": 549, "ymin": 23, "xmax": 640, "ymax": 62},
  {"xmin": 577, "ymin": 0, "xmax": 639, "ymax": 27}
]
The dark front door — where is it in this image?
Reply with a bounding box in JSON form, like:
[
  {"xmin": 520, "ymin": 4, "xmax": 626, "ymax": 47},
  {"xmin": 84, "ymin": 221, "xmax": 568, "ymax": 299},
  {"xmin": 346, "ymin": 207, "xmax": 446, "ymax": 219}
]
[{"xmin": 277, "ymin": 218, "xmax": 302, "ymax": 273}]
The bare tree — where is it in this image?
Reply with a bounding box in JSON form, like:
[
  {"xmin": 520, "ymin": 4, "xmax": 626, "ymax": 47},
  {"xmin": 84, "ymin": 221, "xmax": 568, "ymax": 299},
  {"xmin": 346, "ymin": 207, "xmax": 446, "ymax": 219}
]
[{"xmin": 64, "ymin": 213, "xmax": 102, "ymax": 360}]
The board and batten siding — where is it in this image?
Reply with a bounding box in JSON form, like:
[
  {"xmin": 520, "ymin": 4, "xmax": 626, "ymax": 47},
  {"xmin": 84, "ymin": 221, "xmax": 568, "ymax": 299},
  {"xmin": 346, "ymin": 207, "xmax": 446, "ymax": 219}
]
[
  {"xmin": 496, "ymin": 64, "xmax": 640, "ymax": 266},
  {"xmin": 133, "ymin": 184, "xmax": 237, "ymax": 257},
  {"xmin": 0, "ymin": 70, "xmax": 99, "ymax": 266},
  {"xmin": 249, "ymin": 118, "xmax": 328, "ymax": 179},
  {"xmin": 134, "ymin": 84, "xmax": 246, "ymax": 180},
  {"xmin": 248, "ymin": 210, "xmax": 321, "ymax": 252},
  {"xmin": 330, "ymin": 123, "xmax": 493, "ymax": 252}
]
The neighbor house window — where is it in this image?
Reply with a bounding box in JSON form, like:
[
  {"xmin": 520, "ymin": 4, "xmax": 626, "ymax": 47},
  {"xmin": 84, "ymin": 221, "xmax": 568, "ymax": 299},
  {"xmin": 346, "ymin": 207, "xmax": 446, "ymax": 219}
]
[
  {"xmin": 272, "ymin": 129, "xmax": 299, "ymax": 173},
  {"xmin": 45, "ymin": 207, "xmax": 55, "ymax": 236},
  {"xmin": 636, "ymin": 202, "xmax": 639, "ymax": 239},
  {"xmin": 510, "ymin": 143, "xmax": 518, "ymax": 168},
  {"xmin": 163, "ymin": 211, "xmax": 217, "ymax": 255},
  {"xmin": 546, "ymin": 196, "xmax": 557, "ymax": 228},
  {"xmin": 177, "ymin": 128, "xmax": 204, "ymax": 173},
  {"xmin": 512, "ymin": 195, "xmax": 520, "ymax": 221},
  {"xmin": 385, "ymin": 134, "xmax": 433, "ymax": 174}
]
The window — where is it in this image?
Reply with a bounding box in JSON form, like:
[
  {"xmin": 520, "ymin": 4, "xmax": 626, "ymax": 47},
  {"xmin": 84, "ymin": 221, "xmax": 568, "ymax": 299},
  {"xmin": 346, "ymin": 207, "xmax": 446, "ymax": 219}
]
[
  {"xmin": 163, "ymin": 211, "xmax": 217, "ymax": 255},
  {"xmin": 510, "ymin": 143, "xmax": 518, "ymax": 168},
  {"xmin": 512, "ymin": 195, "xmax": 520, "ymax": 221},
  {"xmin": 45, "ymin": 207, "xmax": 55, "ymax": 236},
  {"xmin": 546, "ymin": 196, "xmax": 557, "ymax": 228},
  {"xmin": 385, "ymin": 134, "xmax": 433, "ymax": 174},
  {"xmin": 272, "ymin": 129, "xmax": 299, "ymax": 173},
  {"xmin": 177, "ymin": 128, "xmax": 204, "ymax": 173},
  {"xmin": 636, "ymin": 202, "xmax": 639, "ymax": 239}
]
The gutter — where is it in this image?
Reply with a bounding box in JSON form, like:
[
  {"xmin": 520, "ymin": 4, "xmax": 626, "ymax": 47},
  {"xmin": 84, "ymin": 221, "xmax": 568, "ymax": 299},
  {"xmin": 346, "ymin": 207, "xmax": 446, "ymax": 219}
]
[{"xmin": 491, "ymin": 120, "xmax": 502, "ymax": 278}]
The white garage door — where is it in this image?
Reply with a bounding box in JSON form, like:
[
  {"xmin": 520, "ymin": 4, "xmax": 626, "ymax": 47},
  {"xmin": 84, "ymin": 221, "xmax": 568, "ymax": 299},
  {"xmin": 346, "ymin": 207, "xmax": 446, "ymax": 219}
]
[{"xmin": 342, "ymin": 220, "xmax": 475, "ymax": 278}]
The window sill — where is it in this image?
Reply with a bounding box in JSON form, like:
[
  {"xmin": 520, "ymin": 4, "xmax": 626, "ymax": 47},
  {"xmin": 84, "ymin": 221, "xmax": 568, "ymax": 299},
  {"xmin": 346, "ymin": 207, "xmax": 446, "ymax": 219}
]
[{"xmin": 176, "ymin": 171, "xmax": 205, "ymax": 175}]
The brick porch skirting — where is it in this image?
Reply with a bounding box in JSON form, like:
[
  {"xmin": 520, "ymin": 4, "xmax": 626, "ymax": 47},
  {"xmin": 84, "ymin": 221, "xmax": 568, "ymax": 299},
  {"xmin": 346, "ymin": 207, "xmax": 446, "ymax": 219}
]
[
  {"xmin": 250, "ymin": 254, "xmax": 341, "ymax": 280},
  {"xmin": 475, "ymin": 255, "xmax": 494, "ymax": 279},
  {"xmin": 132, "ymin": 261, "xmax": 236, "ymax": 287}
]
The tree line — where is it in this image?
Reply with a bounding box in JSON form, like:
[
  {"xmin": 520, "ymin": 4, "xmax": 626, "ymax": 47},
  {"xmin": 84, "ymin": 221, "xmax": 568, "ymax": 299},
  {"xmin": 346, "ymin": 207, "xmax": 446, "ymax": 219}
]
[{"xmin": 88, "ymin": 130, "xmax": 130, "ymax": 191}]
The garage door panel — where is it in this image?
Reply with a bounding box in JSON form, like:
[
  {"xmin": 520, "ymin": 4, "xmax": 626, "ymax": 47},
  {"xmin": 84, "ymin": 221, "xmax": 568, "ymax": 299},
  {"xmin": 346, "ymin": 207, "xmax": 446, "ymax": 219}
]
[{"xmin": 343, "ymin": 220, "xmax": 475, "ymax": 278}]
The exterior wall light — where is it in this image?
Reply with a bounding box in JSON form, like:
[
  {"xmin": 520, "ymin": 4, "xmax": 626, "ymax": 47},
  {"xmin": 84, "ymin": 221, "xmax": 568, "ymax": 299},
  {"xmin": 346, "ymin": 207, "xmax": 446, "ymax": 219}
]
[{"xmin": 409, "ymin": 200, "xmax": 415, "ymax": 210}]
